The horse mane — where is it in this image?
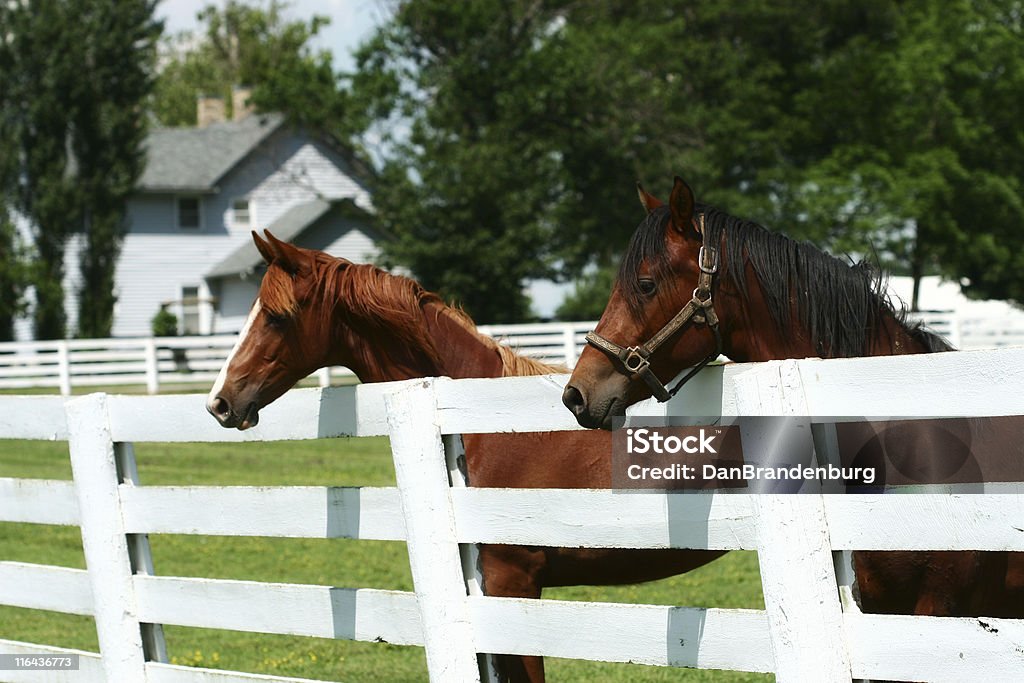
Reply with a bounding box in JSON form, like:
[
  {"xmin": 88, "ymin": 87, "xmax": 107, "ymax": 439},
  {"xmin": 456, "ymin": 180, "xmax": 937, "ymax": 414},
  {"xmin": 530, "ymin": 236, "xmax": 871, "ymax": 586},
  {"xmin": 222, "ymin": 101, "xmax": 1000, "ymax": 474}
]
[
  {"xmin": 619, "ymin": 204, "xmax": 954, "ymax": 357},
  {"xmin": 261, "ymin": 252, "xmax": 565, "ymax": 377}
]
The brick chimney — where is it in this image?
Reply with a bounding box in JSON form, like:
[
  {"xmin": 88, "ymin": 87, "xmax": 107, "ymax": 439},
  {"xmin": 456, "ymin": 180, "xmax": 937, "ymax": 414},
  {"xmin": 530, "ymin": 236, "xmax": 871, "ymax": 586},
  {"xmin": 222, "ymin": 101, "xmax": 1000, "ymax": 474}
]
[
  {"xmin": 231, "ymin": 86, "xmax": 254, "ymax": 121},
  {"xmin": 197, "ymin": 95, "xmax": 226, "ymax": 128}
]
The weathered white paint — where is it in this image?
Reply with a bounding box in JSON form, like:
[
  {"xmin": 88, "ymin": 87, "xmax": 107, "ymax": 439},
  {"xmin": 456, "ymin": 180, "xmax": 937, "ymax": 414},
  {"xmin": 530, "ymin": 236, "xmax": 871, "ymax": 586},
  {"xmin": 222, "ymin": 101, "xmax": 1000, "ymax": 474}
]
[
  {"xmin": 845, "ymin": 612, "xmax": 1024, "ymax": 680},
  {"xmin": 736, "ymin": 360, "xmax": 851, "ymax": 682},
  {"xmin": 65, "ymin": 393, "xmax": 147, "ymax": 682},
  {"xmin": 384, "ymin": 379, "xmax": 481, "ymax": 683},
  {"xmin": 207, "ymin": 298, "xmax": 261, "ymax": 409}
]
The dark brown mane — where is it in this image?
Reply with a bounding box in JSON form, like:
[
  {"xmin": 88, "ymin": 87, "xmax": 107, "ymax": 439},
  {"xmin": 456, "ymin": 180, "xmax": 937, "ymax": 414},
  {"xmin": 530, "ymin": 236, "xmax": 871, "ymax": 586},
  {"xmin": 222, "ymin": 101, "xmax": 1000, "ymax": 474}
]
[{"xmin": 260, "ymin": 252, "xmax": 563, "ymax": 377}]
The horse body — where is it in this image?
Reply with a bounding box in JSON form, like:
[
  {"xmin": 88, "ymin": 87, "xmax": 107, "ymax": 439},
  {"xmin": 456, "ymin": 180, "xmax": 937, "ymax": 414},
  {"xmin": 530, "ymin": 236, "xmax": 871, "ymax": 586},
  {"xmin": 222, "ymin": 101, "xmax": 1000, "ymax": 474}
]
[
  {"xmin": 564, "ymin": 177, "xmax": 1022, "ymax": 621},
  {"xmin": 207, "ymin": 232, "xmax": 723, "ymax": 682}
]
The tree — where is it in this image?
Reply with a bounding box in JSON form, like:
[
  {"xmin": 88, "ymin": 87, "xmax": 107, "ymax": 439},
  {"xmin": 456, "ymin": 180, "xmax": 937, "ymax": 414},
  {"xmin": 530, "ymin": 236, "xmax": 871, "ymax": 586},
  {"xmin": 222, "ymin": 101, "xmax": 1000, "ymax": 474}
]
[
  {"xmin": 781, "ymin": 0, "xmax": 1024, "ymax": 308},
  {"xmin": 74, "ymin": 0, "xmax": 161, "ymax": 337},
  {"xmin": 351, "ymin": 0, "xmax": 873, "ymax": 322},
  {"xmin": 152, "ymin": 1, "xmax": 353, "ymax": 136},
  {"xmin": 1, "ymin": 0, "xmax": 159, "ymax": 340},
  {"xmin": 0, "ymin": 0, "xmax": 84, "ymax": 339}
]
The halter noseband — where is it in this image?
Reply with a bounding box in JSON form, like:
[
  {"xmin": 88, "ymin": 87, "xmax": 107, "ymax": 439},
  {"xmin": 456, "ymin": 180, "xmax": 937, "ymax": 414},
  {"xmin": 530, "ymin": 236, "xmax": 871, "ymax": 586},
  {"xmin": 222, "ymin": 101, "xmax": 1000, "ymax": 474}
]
[{"xmin": 585, "ymin": 214, "xmax": 723, "ymax": 402}]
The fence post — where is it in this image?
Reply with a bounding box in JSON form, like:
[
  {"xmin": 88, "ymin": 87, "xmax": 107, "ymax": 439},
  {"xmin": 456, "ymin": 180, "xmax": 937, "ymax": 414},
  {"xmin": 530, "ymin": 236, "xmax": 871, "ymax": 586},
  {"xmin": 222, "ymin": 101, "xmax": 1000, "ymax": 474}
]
[
  {"xmin": 56, "ymin": 340, "xmax": 71, "ymax": 396},
  {"xmin": 385, "ymin": 379, "xmax": 481, "ymax": 683},
  {"xmin": 144, "ymin": 338, "xmax": 160, "ymax": 394},
  {"xmin": 66, "ymin": 393, "xmax": 149, "ymax": 682},
  {"xmin": 735, "ymin": 360, "xmax": 851, "ymax": 682},
  {"xmin": 317, "ymin": 366, "xmax": 331, "ymax": 387}
]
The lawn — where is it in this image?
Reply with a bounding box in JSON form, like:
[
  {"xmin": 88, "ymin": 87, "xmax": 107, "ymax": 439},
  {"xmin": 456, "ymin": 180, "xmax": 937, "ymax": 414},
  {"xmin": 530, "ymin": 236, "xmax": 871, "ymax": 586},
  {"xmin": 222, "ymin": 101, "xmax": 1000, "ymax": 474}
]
[{"xmin": 0, "ymin": 426, "xmax": 770, "ymax": 682}]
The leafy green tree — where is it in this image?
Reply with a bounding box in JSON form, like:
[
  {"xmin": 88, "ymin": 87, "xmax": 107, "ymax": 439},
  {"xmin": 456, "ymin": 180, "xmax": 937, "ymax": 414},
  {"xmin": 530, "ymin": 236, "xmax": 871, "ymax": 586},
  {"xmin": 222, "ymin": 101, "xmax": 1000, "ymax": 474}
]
[
  {"xmin": 555, "ymin": 266, "xmax": 617, "ymax": 322},
  {"xmin": 785, "ymin": 0, "xmax": 1024, "ymax": 308},
  {"xmin": 152, "ymin": 1, "xmax": 353, "ymax": 135},
  {"xmin": 351, "ymin": 0, "xmax": 875, "ymax": 321},
  {"xmin": 0, "ymin": 0, "xmax": 159, "ymax": 339},
  {"xmin": 74, "ymin": 0, "xmax": 161, "ymax": 338},
  {"xmin": 0, "ymin": 0, "xmax": 85, "ymax": 339}
]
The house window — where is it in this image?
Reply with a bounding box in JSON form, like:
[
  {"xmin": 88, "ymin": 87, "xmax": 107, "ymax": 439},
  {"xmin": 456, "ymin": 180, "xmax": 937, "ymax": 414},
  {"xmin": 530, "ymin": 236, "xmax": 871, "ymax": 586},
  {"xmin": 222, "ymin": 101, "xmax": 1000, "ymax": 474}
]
[
  {"xmin": 181, "ymin": 286, "xmax": 200, "ymax": 335},
  {"xmin": 232, "ymin": 198, "xmax": 251, "ymax": 226},
  {"xmin": 178, "ymin": 197, "xmax": 201, "ymax": 230}
]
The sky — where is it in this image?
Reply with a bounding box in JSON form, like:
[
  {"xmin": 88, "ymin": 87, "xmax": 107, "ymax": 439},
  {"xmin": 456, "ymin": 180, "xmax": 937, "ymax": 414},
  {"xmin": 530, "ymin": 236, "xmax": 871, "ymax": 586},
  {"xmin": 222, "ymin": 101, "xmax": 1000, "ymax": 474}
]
[{"xmin": 156, "ymin": 0, "xmax": 575, "ymax": 318}]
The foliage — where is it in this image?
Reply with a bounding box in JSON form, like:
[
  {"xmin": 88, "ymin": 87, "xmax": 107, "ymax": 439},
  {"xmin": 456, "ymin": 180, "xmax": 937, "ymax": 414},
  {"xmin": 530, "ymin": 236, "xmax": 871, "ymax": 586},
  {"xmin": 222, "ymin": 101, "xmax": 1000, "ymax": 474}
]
[
  {"xmin": 353, "ymin": 0, "xmax": 1024, "ymax": 317},
  {"xmin": 73, "ymin": 0, "xmax": 162, "ymax": 338},
  {"xmin": 0, "ymin": 0, "xmax": 159, "ymax": 339},
  {"xmin": 556, "ymin": 266, "xmax": 618, "ymax": 321},
  {"xmin": 151, "ymin": 308, "xmax": 179, "ymax": 337},
  {"xmin": 151, "ymin": 1, "xmax": 355, "ymax": 137}
]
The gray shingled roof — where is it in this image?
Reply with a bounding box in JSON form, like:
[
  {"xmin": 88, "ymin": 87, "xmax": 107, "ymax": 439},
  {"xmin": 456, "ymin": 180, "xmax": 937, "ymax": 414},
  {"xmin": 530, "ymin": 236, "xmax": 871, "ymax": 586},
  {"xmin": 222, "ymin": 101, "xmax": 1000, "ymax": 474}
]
[
  {"xmin": 138, "ymin": 113, "xmax": 285, "ymax": 192},
  {"xmin": 206, "ymin": 199, "xmax": 331, "ymax": 278}
]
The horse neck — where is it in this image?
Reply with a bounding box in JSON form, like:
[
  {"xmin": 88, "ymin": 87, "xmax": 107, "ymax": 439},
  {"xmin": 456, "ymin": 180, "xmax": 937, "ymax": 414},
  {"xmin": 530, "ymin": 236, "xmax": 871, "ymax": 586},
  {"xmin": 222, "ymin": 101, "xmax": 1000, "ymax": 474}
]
[
  {"xmin": 329, "ymin": 300, "xmax": 506, "ymax": 383},
  {"xmin": 719, "ymin": 261, "xmax": 934, "ymax": 362}
]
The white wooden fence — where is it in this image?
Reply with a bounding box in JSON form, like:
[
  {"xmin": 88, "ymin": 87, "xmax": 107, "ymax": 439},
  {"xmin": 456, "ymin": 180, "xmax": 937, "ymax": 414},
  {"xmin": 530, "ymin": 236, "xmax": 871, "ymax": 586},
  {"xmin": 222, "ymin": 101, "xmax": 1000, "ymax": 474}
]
[
  {"xmin": 0, "ymin": 323, "xmax": 593, "ymax": 395},
  {"xmin": 2, "ymin": 348, "xmax": 1024, "ymax": 682}
]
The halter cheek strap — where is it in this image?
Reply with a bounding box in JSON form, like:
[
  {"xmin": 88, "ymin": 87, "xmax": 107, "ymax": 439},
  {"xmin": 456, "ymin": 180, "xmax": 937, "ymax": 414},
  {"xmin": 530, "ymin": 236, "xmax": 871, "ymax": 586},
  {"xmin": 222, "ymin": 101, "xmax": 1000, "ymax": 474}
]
[{"xmin": 584, "ymin": 216, "xmax": 723, "ymax": 402}]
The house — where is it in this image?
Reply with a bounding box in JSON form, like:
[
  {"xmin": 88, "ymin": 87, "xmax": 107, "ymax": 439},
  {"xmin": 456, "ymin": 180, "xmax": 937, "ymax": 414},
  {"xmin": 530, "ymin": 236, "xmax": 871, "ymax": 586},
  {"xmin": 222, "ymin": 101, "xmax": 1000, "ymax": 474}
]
[{"xmin": 15, "ymin": 93, "xmax": 378, "ymax": 340}]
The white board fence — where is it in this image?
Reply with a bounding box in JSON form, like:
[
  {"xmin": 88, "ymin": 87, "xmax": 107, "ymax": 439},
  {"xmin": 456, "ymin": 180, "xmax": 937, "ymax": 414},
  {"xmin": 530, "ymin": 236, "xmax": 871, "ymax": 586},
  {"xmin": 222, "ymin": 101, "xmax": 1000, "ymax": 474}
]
[
  {"xmin": 1, "ymin": 348, "xmax": 1024, "ymax": 681},
  {"xmin": 0, "ymin": 322, "xmax": 593, "ymax": 395}
]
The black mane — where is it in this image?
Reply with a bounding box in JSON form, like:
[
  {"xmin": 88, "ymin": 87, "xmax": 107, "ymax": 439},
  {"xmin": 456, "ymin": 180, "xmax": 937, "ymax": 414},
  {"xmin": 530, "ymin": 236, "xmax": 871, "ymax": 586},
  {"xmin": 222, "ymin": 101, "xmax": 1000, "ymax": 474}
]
[{"xmin": 617, "ymin": 204, "xmax": 953, "ymax": 357}]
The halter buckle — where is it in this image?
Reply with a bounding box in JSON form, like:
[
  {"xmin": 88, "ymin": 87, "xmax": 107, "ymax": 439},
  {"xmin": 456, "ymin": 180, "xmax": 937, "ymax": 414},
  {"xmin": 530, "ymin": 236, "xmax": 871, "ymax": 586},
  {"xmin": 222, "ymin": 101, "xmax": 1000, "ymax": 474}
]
[
  {"xmin": 620, "ymin": 346, "xmax": 651, "ymax": 374},
  {"xmin": 699, "ymin": 245, "xmax": 719, "ymax": 274}
]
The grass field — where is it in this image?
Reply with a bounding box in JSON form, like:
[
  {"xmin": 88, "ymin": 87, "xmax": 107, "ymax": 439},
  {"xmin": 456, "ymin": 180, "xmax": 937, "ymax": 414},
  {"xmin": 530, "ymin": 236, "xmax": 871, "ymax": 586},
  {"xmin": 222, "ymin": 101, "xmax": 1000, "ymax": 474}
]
[{"xmin": 0, "ymin": 426, "xmax": 771, "ymax": 682}]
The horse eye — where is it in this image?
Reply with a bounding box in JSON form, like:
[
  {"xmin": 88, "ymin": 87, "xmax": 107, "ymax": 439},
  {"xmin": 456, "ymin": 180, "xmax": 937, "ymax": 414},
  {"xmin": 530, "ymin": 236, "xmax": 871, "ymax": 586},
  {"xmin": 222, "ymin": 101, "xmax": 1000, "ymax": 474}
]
[
  {"xmin": 638, "ymin": 278, "xmax": 657, "ymax": 296},
  {"xmin": 265, "ymin": 312, "xmax": 288, "ymax": 328}
]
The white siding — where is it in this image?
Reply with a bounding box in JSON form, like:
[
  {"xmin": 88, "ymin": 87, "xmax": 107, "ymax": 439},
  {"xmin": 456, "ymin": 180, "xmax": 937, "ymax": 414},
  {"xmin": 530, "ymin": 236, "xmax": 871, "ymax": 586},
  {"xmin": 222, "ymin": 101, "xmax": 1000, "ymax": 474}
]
[
  {"xmin": 8, "ymin": 127, "xmax": 374, "ymax": 340},
  {"xmin": 295, "ymin": 213, "xmax": 380, "ymax": 264}
]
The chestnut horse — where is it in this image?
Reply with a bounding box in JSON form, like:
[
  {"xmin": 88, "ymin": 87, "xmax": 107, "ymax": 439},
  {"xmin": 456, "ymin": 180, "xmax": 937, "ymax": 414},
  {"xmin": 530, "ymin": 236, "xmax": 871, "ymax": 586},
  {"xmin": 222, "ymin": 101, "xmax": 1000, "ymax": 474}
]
[
  {"xmin": 563, "ymin": 176, "xmax": 1020, "ymax": 620},
  {"xmin": 207, "ymin": 232, "xmax": 724, "ymax": 682}
]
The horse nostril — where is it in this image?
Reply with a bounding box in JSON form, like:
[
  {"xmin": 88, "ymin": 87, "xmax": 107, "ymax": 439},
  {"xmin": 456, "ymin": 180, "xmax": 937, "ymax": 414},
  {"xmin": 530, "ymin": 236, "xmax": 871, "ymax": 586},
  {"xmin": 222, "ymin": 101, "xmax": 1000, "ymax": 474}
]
[
  {"xmin": 210, "ymin": 396, "xmax": 231, "ymax": 418},
  {"xmin": 562, "ymin": 384, "xmax": 586, "ymax": 414}
]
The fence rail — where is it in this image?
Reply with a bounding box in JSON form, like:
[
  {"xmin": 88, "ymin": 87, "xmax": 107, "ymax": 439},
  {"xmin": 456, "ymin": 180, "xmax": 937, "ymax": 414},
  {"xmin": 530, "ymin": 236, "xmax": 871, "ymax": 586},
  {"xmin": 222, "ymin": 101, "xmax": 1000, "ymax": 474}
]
[
  {"xmin": 0, "ymin": 322, "xmax": 595, "ymax": 395},
  {"xmin": 1, "ymin": 348, "xmax": 1023, "ymax": 681}
]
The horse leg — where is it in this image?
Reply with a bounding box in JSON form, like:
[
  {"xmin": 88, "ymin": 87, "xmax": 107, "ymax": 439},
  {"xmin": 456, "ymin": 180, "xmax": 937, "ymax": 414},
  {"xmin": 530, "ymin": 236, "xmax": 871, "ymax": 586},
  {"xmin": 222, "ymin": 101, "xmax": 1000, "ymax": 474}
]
[{"xmin": 478, "ymin": 543, "xmax": 548, "ymax": 683}]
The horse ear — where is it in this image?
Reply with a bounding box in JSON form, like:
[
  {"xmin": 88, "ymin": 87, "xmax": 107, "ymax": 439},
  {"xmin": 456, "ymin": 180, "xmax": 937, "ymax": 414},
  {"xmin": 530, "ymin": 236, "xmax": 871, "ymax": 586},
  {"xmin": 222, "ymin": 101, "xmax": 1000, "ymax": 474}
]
[
  {"xmin": 636, "ymin": 182, "xmax": 663, "ymax": 214},
  {"xmin": 264, "ymin": 231, "xmax": 304, "ymax": 274},
  {"xmin": 252, "ymin": 231, "xmax": 275, "ymax": 264},
  {"xmin": 668, "ymin": 176, "xmax": 696, "ymax": 234}
]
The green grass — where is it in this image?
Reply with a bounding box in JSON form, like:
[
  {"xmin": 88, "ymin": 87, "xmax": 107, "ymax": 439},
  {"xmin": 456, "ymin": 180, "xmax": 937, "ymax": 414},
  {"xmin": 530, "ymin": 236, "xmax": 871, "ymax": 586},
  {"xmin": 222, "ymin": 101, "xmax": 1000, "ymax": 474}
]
[{"xmin": 0, "ymin": 433, "xmax": 770, "ymax": 682}]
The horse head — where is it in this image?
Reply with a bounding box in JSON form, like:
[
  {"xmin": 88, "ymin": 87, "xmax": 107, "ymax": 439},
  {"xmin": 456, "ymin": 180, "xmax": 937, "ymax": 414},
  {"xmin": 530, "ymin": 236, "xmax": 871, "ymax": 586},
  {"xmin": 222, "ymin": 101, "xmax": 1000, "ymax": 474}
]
[
  {"xmin": 207, "ymin": 231, "xmax": 351, "ymax": 430},
  {"xmin": 563, "ymin": 177, "xmax": 727, "ymax": 429}
]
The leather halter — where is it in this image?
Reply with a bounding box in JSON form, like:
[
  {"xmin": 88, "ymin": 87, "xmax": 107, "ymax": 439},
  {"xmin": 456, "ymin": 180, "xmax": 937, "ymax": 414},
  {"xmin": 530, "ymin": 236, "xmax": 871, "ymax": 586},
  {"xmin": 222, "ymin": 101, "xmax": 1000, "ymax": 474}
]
[{"xmin": 585, "ymin": 214, "xmax": 723, "ymax": 402}]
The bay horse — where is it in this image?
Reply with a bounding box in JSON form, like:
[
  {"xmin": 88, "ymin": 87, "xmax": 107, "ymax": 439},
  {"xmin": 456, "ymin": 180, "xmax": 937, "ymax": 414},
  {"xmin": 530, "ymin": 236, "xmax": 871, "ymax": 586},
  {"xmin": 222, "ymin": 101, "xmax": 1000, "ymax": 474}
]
[
  {"xmin": 206, "ymin": 231, "xmax": 724, "ymax": 683},
  {"xmin": 563, "ymin": 176, "xmax": 1021, "ymax": 621}
]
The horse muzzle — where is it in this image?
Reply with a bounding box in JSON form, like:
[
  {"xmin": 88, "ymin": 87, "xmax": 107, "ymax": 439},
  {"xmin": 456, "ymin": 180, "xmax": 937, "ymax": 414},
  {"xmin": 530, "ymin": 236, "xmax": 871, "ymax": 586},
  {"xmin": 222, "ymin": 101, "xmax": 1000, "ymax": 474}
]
[{"xmin": 207, "ymin": 395, "xmax": 260, "ymax": 430}]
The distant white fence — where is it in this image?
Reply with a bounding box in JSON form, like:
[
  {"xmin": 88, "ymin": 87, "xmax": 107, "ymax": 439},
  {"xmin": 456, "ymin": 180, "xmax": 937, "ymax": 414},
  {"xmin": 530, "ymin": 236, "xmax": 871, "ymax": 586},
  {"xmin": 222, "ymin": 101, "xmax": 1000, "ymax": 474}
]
[
  {"xmin": 0, "ymin": 322, "xmax": 593, "ymax": 395},
  {"xmin": 2, "ymin": 313, "xmax": 1023, "ymax": 396},
  {"xmin": 2, "ymin": 347, "xmax": 1023, "ymax": 682}
]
